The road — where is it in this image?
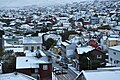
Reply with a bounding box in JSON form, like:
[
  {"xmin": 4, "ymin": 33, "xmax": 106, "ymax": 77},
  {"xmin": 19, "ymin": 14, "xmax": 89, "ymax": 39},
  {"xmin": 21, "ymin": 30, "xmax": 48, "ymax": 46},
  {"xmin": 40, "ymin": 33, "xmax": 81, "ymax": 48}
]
[
  {"xmin": 52, "ymin": 59, "xmax": 76, "ymax": 80},
  {"xmin": 43, "ymin": 50, "xmax": 77, "ymax": 80}
]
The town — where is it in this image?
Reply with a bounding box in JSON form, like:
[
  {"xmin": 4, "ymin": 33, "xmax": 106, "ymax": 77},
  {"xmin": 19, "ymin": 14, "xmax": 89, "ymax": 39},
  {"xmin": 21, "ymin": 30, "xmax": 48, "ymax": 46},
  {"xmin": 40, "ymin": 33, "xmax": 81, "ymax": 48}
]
[{"xmin": 0, "ymin": 0, "xmax": 120, "ymax": 80}]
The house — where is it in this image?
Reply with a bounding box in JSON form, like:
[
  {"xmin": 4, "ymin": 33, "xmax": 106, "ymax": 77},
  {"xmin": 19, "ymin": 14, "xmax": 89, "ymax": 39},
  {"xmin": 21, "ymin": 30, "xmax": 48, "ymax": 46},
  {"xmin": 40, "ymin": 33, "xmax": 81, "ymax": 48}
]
[
  {"xmin": 100, "ymin": 35, "xmax": 108, "ymax": 51},
  {"xmin": 74, "ymin": 46, "xmax": 106, "ymax": 70},
  {"xmin": 75, "ymin": 69, "xmax": 120, "ymax": 80},
  {"xmin": 108, "ymin": 45, "xmax": 120, "ymax": 66},
  {"xmin": 4, "ymin": 36, "xmax": 19, "ymax": 45},
  {"xmin": 0, "ymin": 72, "xmax": 37, "ymax": 80},
  {"xmin": 106, "ymin": 36, "xmax": 120, "ymax": 48},
  {"xmin": 87, "ymin": 39, "xmax": 99, "ymax": 48},
  {"xmin": 23, "ymin": 36, "xmax": 43, "ymax": 51},
  {"xmin": 61, "ymin": 41, "xmax": 76, "ymax": 58},
  {"xmin": 90, "ymin": 14, "xmax": 99, "ymax": 25},
  {"xmin": 16, "ymin": 56, "xmax": 52, "ymax": 80}
]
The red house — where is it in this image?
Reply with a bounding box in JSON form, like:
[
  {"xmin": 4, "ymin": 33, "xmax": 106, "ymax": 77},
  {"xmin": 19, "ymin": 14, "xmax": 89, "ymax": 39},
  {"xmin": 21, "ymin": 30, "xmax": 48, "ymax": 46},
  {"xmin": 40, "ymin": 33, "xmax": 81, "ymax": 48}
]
[
  {"xmin": 88, "ymin": 39, "xmax": 98, "ymax": 48},
  {"xmin": 16, "ymin": 56, "xmax": 52, "ymax": 80}
]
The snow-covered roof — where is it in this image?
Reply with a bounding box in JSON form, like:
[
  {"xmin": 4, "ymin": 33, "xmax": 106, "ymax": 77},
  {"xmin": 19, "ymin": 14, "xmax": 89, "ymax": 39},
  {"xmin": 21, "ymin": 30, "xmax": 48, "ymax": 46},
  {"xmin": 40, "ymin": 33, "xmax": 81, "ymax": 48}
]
[
  {"xmin": 102, "ymin": 36, "xmax": 107, "ymax": 40},
  {"xmin": 4, "ymin": 41, "xmax": 13, "ymax": 47},
  {"xmin": 81, "ymin": 70, "xmax": 120, "ymax": 80},
  {"xmin": 0, "ymin": 72, "xmax": 36, "ymax": 80},
  {"xmin": 23, "ymin": 37, "xmax": 42, "ymax": 44},
  {"xmin": 16, "ymin": 56, "xmax": 50, "ymax": 69},
  {"xmin": 108, "ymin": 37, "xmax": 119, "ymax": 41},
  {"xmin": 61, "ymin": 42, "xmax": 69, "ymax": 46},
  {"xmin": 110, "ymin": 34, "xmax": 120, "ymax": 38},
  {"xmin": 97, "ymin": 67, "xmax": 120, "ymax": 71},
  {"xmin": 5, "ymin": 47, "xmax": 24, "ymax": 53},
  {"xmin": 44, "ymin": 34, "xmax": 61, "ymax": 41},
  {"xmin": 113, "ymin": 26, "xmax": 120, "ymax": 30},
  {"xmin": 24, "ymin": 50, "xmax": 46, "ymax": 57},
  {"xmin": 77, "ymin": 46, "xmax": 94, "ymax": 54},
  {"xmin": 109, "ymin": 45, "xmax": 120, "ymax": 52}
]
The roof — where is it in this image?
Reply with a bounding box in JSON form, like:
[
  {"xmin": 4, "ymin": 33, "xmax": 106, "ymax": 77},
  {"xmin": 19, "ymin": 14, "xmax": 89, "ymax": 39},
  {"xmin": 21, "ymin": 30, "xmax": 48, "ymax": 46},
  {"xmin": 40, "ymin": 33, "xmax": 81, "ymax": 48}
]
[
  {"xmin": 23, "ymin": 37, "xmax": 42, "ymax": 44},
  {"xmin": 5, "ymin": 47, "xmax": 24, "ymax": 53},
  {"xmin": 108, "ymin": 37, "xmax": 119, "ymax": 41},
  {"xmin": 81, "ymin": 70, "xmax": 120, "ymax": 80},
  {"xmin": 109, "ymin": 45, "xmax": 120, "ymax": 51},
  {"xmin": 77, "ymin": 46, "xmax": 94, "ymax": 54},
  {"xmin": 16, "ymin": 56, "xmax": 50, "ymax": 69},
  {"xmin": 24, "ymin": 50, "xmax": 46, "ymax": 57},
  {"xmin": 61, "ymin": 42, "xmax": 69, "ymax": 46},
  {"xmin": 0, "ymin": 72, "xmax": 36, "ymax": 80}
]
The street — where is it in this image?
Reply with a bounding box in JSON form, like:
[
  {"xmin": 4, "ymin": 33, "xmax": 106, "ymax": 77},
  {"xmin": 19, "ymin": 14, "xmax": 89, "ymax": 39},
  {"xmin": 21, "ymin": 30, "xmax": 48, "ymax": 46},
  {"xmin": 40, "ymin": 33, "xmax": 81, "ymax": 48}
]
[
  {"xmin": 43, "ymin": 50, "xmax": 77, "ymax": 80},
  {"xmin": 52, "ymin": 58, "xmax": 76, "ymax": 80}
]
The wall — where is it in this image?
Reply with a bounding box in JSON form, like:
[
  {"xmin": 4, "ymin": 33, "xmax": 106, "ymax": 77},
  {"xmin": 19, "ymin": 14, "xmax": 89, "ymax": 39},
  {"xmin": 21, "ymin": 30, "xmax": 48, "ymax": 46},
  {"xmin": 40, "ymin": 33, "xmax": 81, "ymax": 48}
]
[
  {"xmin": 23, "ymin": 44, "xmax": 42, "ymax": 51},
  {"xmin": 16, "ymin": 69, "xmax": 32, "ymax": 76},
  {"xmin": 39, "ymin": 64, "xmax": 52, "ymax": 80},
  {"xmin": 108, "ymin": 48, "xmax": 120, "ymax": 66}
]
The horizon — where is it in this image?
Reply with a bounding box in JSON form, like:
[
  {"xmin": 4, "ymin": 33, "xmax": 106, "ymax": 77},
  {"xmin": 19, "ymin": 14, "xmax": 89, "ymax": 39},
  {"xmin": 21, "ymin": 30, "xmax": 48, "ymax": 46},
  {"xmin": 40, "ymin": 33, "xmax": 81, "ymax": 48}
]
[{"xmin": 0, "ymin": 0, "xmax": 94, "ymax": 8}]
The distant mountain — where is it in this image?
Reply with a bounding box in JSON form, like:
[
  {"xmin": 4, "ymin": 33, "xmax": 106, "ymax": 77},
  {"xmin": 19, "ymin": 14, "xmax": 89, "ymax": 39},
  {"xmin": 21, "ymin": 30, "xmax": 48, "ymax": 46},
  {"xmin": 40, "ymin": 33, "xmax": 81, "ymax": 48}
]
[{"xmin": 0, "ymin": 0, "xmax": 94, "ymax": 8}]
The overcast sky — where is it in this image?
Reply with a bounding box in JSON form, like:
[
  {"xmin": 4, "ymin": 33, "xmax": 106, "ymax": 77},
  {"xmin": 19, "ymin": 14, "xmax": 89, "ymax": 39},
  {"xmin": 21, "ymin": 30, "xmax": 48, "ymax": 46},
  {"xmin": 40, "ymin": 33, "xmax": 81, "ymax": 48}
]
[{"xmin": 0, "ymin": 0, "xmax": 93, "ymax": 8}]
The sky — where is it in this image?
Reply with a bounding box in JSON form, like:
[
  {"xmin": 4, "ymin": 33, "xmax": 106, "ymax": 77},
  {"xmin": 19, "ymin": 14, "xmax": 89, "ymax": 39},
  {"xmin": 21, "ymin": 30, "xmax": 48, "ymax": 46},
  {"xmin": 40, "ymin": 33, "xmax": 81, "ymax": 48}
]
[{"xmin": 0, "ymin": 0, "xmax": 93, "ymax": 8}]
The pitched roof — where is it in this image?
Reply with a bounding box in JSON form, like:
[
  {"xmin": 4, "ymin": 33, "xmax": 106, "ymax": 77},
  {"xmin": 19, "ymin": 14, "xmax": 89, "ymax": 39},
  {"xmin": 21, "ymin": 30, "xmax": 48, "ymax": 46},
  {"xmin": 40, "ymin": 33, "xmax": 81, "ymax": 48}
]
[
  {"xmin": 75, "ymin": 69, "xmax": 120, "ymax": 80},
  {"xmin": 0, "ymin": 72, "xmax": 36, "ymax": 80},
  {"xmin": 16, "ymin": 56, "xmax": 50, "ymax": 69},
  {"xmin": 77, "ymin": 46, "xmax": 94, "ymax": 54},
  {"xmin": 23, "ymin": 37, "xmax": 42, "ymax": 44},
  {"xmin": 109, "ymin": 45, "xmax": 120, "ymax": 51}
]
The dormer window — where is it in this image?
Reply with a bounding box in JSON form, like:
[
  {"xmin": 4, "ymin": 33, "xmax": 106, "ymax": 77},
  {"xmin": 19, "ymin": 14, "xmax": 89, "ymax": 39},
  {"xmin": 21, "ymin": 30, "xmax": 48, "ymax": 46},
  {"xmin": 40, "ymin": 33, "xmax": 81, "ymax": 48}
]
[
  {"xmin": 37, "ymin": 46, "xmax": 40, "ymax": 50},
  {"xmin": 97, "ymin": 55, "xmax": 102, "ymax": 59},
  {"xmin": 113, "ymin": 52, "xmax": 116, "ymax": 55},
  {"xmin": 26, "ymin": 60, "xmax": 28, "ymax": 62},
  {"xmin": 31, "ymin": 46, "xmax": 34, "ymax": 52}
]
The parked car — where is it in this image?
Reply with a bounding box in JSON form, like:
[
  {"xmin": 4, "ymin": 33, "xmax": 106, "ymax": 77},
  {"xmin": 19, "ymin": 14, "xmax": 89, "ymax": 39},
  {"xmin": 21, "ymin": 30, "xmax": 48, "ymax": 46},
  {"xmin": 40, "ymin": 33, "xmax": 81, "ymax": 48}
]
[
  {"xmin": 59, "ymin": 62, "xmax": 64, "ymax": 66},
  {"xmin": 53, "ymin": 67, "xmax": 60, "ymax": 72},
  {"xmin": 62, "ymin": 63, "xmax": 68, "ymax": 69},
  {"xmin": 56, "ymin": 60, "xmax": 59, "ymax": 64},
  {"xmin": 62, "ymin": 70, "xmax": 67, "ymax": 74},
  {"xmin": 55, "ymin": 70, "xmax": 62, "ymax": 75}
]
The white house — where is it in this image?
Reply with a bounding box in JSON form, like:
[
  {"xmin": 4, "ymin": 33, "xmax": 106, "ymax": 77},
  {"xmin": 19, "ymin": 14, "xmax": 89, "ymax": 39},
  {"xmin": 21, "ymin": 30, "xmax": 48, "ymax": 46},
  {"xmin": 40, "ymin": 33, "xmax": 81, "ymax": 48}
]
[
  {"xmin": 108, "ymin": 45, "xmax": 120, "ymax": 66},
  {"xmin": 75, "ymin": 69, "xmax": 120, "ymax": 80},
  {"xmin": 23, "ymin": 36, "xmax": 43, "ymax": 51},
  {"xmin": 61, "ymin": 41, "xmax": 76, "ymax": 58}
]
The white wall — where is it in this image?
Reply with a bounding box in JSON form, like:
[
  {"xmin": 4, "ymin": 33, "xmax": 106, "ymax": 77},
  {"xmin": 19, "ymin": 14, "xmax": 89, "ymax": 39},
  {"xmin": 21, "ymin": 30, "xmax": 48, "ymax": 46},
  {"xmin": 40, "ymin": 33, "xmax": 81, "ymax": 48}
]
[
  {"xmin": 23, "ymin": 44, "xmax": 42, "ymax": 51},
  {"xmin": 108, "ymin": 48, "xmax": 120, "ymax": 66}
]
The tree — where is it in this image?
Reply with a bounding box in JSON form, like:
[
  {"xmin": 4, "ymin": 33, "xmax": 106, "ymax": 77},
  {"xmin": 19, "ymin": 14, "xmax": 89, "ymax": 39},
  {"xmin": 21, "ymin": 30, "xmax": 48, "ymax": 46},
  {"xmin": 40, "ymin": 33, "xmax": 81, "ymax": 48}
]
[
  {"xmin": 2, "ymin": 50, "xmax": 16, "ymax": 73},
  {"xmin": 0, "ymin": 48, "xmax": 3, "ymax": 57},
  {"xmin": 60, "ymin": 30, "xmax": 78, "ymax": 41},
  {"xmin": 97, "ymin": 25, "xmax": 111, "ymax": 30},
  {"xmin": 44, "ymin": 38, "xmax": 57, "ymax": 50}
]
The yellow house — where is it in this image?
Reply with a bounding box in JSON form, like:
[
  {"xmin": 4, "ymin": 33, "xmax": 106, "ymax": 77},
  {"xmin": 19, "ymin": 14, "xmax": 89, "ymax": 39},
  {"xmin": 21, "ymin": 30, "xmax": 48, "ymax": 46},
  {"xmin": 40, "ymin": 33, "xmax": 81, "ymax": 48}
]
[{"xmin": 107, "ymin": 37, "xmax": 120, "ymax": 47}]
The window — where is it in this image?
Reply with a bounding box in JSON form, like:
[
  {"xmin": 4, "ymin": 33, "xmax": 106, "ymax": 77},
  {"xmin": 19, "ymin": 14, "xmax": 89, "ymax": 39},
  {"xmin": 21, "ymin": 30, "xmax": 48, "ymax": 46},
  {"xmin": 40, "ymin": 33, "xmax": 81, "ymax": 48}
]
[
  {"xmin": 114, "ymin": 60, "xmax": 119, "ymax": 64},
  {"xmin": 35, "ymin": 69, "xmax": 39, "ymax": 73},
  {"xmin": 25, "ymin": 47, "xmax": 28, "ymax": 50},
  {"xmin": 97, "ymin": 55, "xmax": 102, "ymax": 59},
  {"xmin": 31, "ymin": 46, "xmax": 34, "ymax": 52},
  {"xmin": 43, "ymin": 65, "xmax": 48, "ymax": 70},
  {"xmin": 113, "ymin": 52, "xmax": 116, "ymax": 55},
  {"xmin": 37, "ymin": 46, "xmax": 40, "ymax": 50}
]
